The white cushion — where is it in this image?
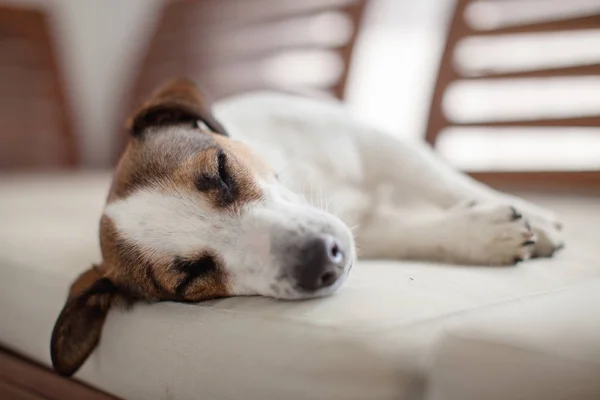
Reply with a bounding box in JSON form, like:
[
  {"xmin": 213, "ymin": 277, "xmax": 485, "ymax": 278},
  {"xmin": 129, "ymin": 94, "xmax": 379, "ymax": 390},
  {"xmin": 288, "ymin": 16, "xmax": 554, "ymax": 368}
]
[
  {"xmin": 1, "ymin": 173, "xmax": 599, "ymax": 400},
  {"xmin": 427, "ymin": 278, "xmax": 600, "ymax": 400}
]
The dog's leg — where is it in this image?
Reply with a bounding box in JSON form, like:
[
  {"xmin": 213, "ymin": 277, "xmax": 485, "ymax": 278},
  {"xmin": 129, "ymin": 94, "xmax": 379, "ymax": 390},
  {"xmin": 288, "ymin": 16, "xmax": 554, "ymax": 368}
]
[
  {"xmin": 356, "ymin": 132, "xmax": 563, "ymax": 257},
  {"xmin": 355, "ymin": 202, "xmax": 536, "ymax": 265}
]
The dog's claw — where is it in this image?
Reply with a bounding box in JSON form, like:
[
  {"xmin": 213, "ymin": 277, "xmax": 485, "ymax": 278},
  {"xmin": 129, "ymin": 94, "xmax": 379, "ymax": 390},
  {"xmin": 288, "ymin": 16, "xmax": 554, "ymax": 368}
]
[{"xmin": 509, "ymin": 207, "xmax": 523, "ymax": 221}]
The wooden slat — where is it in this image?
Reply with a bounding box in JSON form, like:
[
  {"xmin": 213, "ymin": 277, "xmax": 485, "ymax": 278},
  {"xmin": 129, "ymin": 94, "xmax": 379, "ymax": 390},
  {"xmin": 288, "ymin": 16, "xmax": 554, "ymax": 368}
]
[
  {"xmin": 334, "ymin": 1, "xmax": 367, "ymax": 100},
  {"xmin": 161, "ymin": 0, "xmax": 359, "ymax": 29},
  {"xmin": 469, "ymin": 170, "xmax": 600, "ymax": 192},
  {"xmin": 147, "ymin": 43, "xmax": 347, "ymax": 69},
  {"xmin": 461, "ymin": 63, "xmax": 600, "ymax": 79},
  {"xmin": 0, "ymin": 349, "xmax": 121, "ymax": 400},
  {"xmin": 466, "ymin": 13, "xmax": 600, "ymax": 36},
  {"xmin": 149, "ymin": 33, "xmax": 347, "ymax": 56},
  {"xmin": 454, "ymin": 116, "xmax": 600, "ymax": 128}
]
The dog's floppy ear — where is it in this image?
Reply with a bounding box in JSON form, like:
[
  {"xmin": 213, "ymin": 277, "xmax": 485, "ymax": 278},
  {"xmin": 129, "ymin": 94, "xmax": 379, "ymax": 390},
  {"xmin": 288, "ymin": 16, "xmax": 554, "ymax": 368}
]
[
  {"xmin": 50, "ymin": 266, "xmax": 131, "ymax": 377},
  {"xmin": 128, "ymin": 78, "xmax": 228, "ymax": 136}
]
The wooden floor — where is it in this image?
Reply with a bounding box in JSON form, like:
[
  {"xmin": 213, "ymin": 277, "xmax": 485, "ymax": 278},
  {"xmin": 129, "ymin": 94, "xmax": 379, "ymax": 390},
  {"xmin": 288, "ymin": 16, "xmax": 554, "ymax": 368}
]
[{"xmin": 0, "ymin": 349, "xmax": 119, "ymax": 400}]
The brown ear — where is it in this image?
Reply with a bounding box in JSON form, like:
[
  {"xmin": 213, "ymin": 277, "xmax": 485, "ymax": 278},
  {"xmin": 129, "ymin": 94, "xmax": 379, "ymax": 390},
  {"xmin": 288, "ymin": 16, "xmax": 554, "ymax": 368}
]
[
  {"xmin": 128, "ymin": 78, "xmax": 228, "ymax": 137},
  {"xmin": 50, "ymin": 266, "xmax": 128, "ymax": 377}
]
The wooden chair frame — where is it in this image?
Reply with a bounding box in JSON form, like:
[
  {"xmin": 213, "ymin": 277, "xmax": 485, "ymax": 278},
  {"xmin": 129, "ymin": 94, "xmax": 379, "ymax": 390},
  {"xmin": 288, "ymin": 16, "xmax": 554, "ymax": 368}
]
[{"xmin": 425, "ymin": 0, "xmax": 600, "ymax": 191}]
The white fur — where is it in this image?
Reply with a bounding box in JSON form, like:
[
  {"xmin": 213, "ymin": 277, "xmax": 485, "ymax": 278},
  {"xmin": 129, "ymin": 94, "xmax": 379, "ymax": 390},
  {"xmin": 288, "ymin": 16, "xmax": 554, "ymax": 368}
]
[{"xmin": 213, "ymin": 92, "xmax": 563, "ymax": 265}]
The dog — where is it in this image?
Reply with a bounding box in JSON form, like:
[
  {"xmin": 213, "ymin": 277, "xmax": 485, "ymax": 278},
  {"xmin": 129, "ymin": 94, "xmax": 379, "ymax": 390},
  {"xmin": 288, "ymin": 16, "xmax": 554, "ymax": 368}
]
[{"xmin": 50, "ymin": 78, "xmax": 563, "ymax": 376}]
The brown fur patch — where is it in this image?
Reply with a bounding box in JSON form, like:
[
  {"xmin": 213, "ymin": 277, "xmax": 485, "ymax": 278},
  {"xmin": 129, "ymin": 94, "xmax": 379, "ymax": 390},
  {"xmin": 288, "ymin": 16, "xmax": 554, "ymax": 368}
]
[
  {"xmin": 175, "ymin": 144, "xmax": 265, "ymax": 210},
  {"xmin": 68, "ymin": 265, "xmax": 103, "ymax": 299},
  {"xmin": 107, "ymin": 129, "xmax": 216, "ymax": 201},
  {"xmin": 50, "ymin": 268, "xmax": 135, "ymax": 377},
  {"xmin": 99, "ymin": 216, "xmax": 230, "ymax": 302},
  {"xmin": 213, "ymin": 133, "xmax": 276, "ymax": 182},
  {"xmin": 108, "ymin": 129, "xmax": 267, "ymax": 208}
]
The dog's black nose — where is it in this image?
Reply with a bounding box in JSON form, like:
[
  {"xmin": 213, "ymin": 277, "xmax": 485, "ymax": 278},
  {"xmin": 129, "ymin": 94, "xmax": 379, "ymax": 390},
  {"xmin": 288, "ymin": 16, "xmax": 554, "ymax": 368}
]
[{"xmin": 295, "ymin": 235, "xmax": 345, "ymax": 292}]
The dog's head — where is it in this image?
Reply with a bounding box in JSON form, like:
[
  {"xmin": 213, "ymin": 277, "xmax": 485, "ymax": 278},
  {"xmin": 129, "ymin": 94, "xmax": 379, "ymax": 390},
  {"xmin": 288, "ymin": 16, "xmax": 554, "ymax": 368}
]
[{"xmin": 50, "ymin": 79, "xmax": 355, "ymax": 376}]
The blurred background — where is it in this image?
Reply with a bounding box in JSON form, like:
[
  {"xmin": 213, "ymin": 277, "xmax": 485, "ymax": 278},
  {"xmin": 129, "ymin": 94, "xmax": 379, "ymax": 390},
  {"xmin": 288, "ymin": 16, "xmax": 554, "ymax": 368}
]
[{"xmin": 1, "ymin": 0, "xmax": 599, "ymax": 192}]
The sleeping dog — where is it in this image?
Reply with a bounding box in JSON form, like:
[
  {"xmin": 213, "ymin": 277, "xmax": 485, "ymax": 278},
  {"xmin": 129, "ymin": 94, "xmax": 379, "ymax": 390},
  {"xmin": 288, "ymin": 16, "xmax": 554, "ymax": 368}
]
[{"xmin": 51, "ymin": 79, "xmax": 563, "ymax": 376}]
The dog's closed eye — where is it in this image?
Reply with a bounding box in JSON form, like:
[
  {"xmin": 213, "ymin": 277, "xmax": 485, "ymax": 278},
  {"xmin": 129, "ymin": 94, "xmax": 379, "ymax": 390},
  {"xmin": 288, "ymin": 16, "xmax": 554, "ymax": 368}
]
[
  {"xmin": 195, "ymin": 150, "xmax": 226, "ymax": 190},
  {"xmin": 195, "ymin": 150, "xmax": 238, "ymax": 207},
  {"xmin": 217, "ymin": 151, "xmax": 230, "ymax": 188}
]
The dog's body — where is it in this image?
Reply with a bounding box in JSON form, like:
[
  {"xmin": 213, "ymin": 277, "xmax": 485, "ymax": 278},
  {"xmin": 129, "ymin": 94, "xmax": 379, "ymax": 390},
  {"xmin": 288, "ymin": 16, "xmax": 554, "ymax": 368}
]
[
  {"xmin": 50, "ymin": 80, "xmax": 563, "ymax": 376},
  {"xmin": 214, "ymin": 91, "xmax": 563, "ymax": 264}
]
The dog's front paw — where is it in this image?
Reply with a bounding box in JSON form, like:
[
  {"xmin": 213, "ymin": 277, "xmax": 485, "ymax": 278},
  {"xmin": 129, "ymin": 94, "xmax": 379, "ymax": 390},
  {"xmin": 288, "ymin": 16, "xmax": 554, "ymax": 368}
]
[
  {"xmin": 528, "ymin": 215, "xmax": 564, "ymax": 258},
  {"xmin": 500, "ymin": 199, "xmax": 565, "ymax": 258},
  {"xmin": 452, "ymin": 204, "xmax": 537, "ymax": 266}
]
